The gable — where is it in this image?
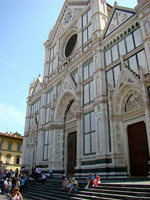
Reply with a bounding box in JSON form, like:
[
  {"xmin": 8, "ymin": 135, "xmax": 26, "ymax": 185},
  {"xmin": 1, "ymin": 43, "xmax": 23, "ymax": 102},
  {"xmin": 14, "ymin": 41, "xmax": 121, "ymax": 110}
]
[
  {"xmin": 45, "ymin": 0, "xmax": 89, "ymax": 47},
  {"xmin": 32, "ymin": 78, "xmax": 42, "ymax": 97},
  {"xmin": 112, "ymin": 63, "xmax": 141, "ymax": 101},
  {"xmin": 56, "ymin": 7, "xmax": 82, "ymax": 38},
  {"xmin": 103, "ymin": 7, "xmax": 136, "ymax": 38},
  {"xmin": 54, "ymin": 72, "xmax": 78, "ymax": 121}
]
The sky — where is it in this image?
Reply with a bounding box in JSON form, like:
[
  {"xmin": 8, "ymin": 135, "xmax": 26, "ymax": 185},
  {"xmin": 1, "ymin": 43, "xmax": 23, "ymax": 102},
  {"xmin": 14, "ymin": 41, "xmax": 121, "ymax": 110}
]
[{"xmin": 0, "ymin": 0, "xmax": 137, "ymax": 135}]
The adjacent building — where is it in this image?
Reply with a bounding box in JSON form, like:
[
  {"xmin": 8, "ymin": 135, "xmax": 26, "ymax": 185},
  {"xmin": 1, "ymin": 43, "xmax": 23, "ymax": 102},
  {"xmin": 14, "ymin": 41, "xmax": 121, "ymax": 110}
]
[
  {"xmin": 22, "ymin": 0, "xmax": 150, "ymax": 178},
  {"xmin": 0, "ymin": 132, "xmax": 23, "ymax": 172}
]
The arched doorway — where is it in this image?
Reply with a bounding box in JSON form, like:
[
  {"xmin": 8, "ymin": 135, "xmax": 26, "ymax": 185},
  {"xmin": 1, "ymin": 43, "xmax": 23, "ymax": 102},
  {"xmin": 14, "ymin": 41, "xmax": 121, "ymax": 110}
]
[
  {"xmin": 67, "ymin": 131, "xmax": 77, "ymax": 177},
  {"xmin": 127, "ymin": 121, "xmax": 149, "ymax": 176},
  {"xmin": 62, "ymin": 97, "xmax": 77, "ymax": 177}
]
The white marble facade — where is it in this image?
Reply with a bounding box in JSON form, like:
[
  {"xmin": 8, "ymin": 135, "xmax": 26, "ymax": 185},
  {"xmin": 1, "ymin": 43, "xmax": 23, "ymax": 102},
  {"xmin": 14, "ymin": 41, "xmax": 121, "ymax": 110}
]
[{"xmin": 22, "ymin": 0, "xmax": 150, "ymax": 179}]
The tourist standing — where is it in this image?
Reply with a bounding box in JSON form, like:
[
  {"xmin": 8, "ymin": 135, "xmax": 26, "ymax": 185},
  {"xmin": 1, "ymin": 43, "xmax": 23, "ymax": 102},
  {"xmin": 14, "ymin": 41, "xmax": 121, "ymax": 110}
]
[{"xmin": 3, "ymin": 178, "xmax": 9, "ymax": 196}]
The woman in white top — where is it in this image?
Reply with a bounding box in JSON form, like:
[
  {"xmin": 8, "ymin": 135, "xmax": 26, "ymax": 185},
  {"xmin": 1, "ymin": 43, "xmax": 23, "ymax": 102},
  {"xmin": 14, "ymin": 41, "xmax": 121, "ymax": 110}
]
[{"xmin": 4, "ymin": 178, "xmax": 9, "ymax": 196}]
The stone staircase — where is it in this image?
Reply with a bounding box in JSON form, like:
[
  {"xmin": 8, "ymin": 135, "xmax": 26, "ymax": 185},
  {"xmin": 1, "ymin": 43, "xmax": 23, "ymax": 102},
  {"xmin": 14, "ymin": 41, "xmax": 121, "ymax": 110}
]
[{"xmin": 22, "ymin": 179, "xmax": 150, "ymax": 200}]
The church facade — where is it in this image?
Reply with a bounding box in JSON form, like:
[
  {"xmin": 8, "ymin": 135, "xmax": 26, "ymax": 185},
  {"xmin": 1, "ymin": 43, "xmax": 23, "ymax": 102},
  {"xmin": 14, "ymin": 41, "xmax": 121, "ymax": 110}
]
[{"xmin": 22, "ymin": 0, "xmax": 150, "ymax": 178}]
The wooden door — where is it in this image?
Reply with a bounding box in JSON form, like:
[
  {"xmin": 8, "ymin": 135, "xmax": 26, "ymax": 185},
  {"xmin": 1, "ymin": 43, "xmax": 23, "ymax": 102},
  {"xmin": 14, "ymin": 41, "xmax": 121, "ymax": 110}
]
[
  {"xmin": 67, "ymin": 132, "xmax": 77, "ymax": 177},
  {"xmin": 128, "ymin": 121, "xmax": 149, "ymax": 176}
]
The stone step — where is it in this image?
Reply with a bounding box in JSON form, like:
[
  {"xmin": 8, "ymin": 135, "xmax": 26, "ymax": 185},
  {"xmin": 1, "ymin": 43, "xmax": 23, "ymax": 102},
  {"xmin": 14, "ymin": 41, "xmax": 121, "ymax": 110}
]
[
  {"xmin": 24, "ymin": 181, "xmax": 150, "ymax": 200},
  {"xmin": 81, "ymin": 188, "xmax": 150, "ymax": 197},
  {"xmin": 70, "ymin": 196, "xmax": 118, "ymax": 200},
  {"xmin": 80, "ymin": 191, "xmax": 150, "ymax": 200},
  {"xmin": 102, "ymin": 183, "xmax": 150, "ymax": 188},
  {"xmin": 27, "ymin": 182, "xmax": 150, "ymax": 195},
  {"xmin": 23, "ymin": 190, "xmax": 69, "ymax": 200},
  {"xmin": 24, "ymin": 186, "xmax": 150, "ymax": 200},
  {"xmin": 96, "ymin": 185, "xmax": 150, "ymax": 192}
]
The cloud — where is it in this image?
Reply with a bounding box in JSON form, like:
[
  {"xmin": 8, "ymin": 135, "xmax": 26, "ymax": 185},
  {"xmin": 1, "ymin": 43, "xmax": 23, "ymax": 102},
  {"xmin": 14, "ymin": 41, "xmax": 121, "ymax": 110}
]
[{"xmin": 0, "ymin": 103, "xmax": 25, "ymax": 135}]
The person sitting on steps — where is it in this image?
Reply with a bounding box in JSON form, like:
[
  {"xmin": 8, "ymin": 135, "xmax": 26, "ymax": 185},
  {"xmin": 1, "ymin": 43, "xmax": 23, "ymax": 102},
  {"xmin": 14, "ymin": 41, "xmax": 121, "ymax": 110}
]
[
  {"xmin": 85, "ymin": 172, "xmax": 95, "ymax": 189},
  {"xmin": 61, "ymin": 178, "xmax": 68, "ymax": 190},
  {"xmin": 38, "ymin": 174, "xmax": 46, "ymax": 184},
  {"xmin": 68, "ymin": 177, "xmax": 78, "ymax": 193},
  {"xmin": 92, "ymin": 173, "xmax": 101, "ymax": 186}
]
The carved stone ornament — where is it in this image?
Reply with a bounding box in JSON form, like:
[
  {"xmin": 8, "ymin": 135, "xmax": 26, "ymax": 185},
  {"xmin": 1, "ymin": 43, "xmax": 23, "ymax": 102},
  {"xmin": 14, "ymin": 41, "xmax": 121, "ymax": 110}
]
[
  {"xmin": 122, "ymin": 75, "xmax": 128, "ymax": 83},
  {"xmin": 66, "ymin": 101, "xmax": 77, "ymax": 120},
  {"xmin": 64, "ymin": 81, "xmax": 69, "ymax": 90},
  {"xmin": 57, "ymin": 93, "xmax": 75, "ymax": 120},
  {"xmin": 116, "ymin": 124, "xmax": 122, "ymax": 153},
  {"xmin": 62, "ymin": 8, "xmax": 74, "ymax": 28},
  {"xmin": 64, "ymin": 80, "xmax": 72, "ymax": 91},
  {"xmin": 56, "ymin": 133, "xmax": 60, "ymax": 159},
  {"xmin": 125, "ymin": 94, "xmax": 144, "ymax": 112}
]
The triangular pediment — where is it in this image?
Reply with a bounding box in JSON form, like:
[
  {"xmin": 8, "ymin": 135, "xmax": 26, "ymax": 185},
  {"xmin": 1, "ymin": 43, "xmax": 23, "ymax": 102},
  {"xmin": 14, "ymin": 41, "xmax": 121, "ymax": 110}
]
[
  {"xmin": 57, "ymin": 72, "xmax": 77, "ymax": 101},
  {"xmin": 54, "ymin": 72, "xmax": 78, "ymax": 121},
  {"xmin": 103, "ymin": 4, "xmax": 136, "ymax": 38},
  {"xmin": 32, "ymin": 77, "xmax": 43, "ymax": 97},
  {"xmin": 44, "ymin": 0, "xmax": 89, "ymax": 47},
  {"xmin": 56, "ymin": 7, "xmax": 82, "ymax": 38},
  {"xmin": 113, "ymin": 64, "xmax": 140, "ymax": 100}
]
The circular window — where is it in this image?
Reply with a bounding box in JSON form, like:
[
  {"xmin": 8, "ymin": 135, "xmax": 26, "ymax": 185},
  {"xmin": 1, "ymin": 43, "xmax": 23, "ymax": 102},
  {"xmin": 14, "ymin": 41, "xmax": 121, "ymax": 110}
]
[{"xmin": 65, "ymin": 34, "xmax": 77, "ymax": 57}]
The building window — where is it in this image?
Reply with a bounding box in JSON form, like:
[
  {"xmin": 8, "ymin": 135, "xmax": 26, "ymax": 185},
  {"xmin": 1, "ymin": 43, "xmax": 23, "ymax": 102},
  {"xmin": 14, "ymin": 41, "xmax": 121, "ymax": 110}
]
[
  {"xmin": 16, "ymin": 157, "xmax": 20, "ymax": 164},
  {"xmin": 45, "ymin": 45, "xmax": 56, "ymax": 62},
  {"xmin": 106, "ymin": 64, "xmax": 121, "ymax": 91},
  {"xmin": 49, "ymin": 59, "xmax": 55, "ymax": 74},
  {"xmin": 83, "ymin": 111, "xmax": 96, "ymax": 155},
  {"xmin": 0, "ymin": 140, "xmax": 2, "ymax": 149},
  {"xmin": 15, "ymin": 156, "xmax": 21, "ymax": 165},
  {"xmin": 43, "ymin": 130, "xmax": 50, "ymax": 161},
  {"xmin": 31, "ymin": 99, "xmax": 41, "ymax": 115},
  {"xmin": 82, "ymin": 9, "xmax": 91, "ymax": 28},
  {"xmin": 45, "ymin": 106, "xmax": 51, "ymax": 123},
  {"xmin": 49, "ymin": 45, "xmax": 56, "ymax": 61},
  {"xmin": 125, "ymin": 50, "xmax": 149, "ymax": 75},
  {"xmin": 17, "ymin": 144, "xmax": 21, "ymax": 152},
  {"xmin": 65, "ymin": 34, "xmax": 77, "ymax": 57},
  {"xmin": 8, "ymin": 143, "xmax": 12, "ymax": 151},
  {"xmin": 6, "ymin": 154, "xmax": 11, "ymax": 164},
  {"xmin": 148, "ymin": 86, "xmax": 150, "ymax": 102},
  {"xmin": 104, "ymin": 28, "xmax": 143, "ymax": 67},
  {"xmin": 35, "ymin": 113, "xmax": 39, "ymax": 124},
  {"xmin": 83, "ymin": 61, "xmax": 93, "ymax": 81},
  {"xmin": 71, "ymin": 71, "xmax": 78, "ymax": 85},
  {"xmin": 83, "ymin": 80, "xmax": 94, "ymax": 105},
  {"xmin": 82, "ymin": 24, "xmax": 92, "ymax": 44},
  {"xmin": 47, "ymin": 90, "xmax": 53, "ymax": 105}
]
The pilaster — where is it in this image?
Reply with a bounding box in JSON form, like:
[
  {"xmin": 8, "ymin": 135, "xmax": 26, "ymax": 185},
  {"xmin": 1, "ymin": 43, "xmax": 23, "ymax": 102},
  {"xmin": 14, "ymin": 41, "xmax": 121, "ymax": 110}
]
[
  {"xmin": 136, "ymin": 0, "xmax": 150, "ymax": 71},
  {"xmin": 139, "ymin": 66, "xmax": 150, "ymax": 156}
]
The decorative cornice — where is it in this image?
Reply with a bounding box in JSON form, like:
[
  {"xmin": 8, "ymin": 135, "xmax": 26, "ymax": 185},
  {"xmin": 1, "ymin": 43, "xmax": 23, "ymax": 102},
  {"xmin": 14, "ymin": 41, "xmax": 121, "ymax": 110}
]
[{"xmin": 68, "ymin": 0, "xmax": 90, "ymax": 6}]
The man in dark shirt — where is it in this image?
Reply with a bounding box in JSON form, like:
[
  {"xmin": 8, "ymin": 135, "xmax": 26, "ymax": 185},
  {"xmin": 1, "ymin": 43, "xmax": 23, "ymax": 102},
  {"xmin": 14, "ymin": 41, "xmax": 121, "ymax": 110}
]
[{"xmin": 11, "ymin": 176, "xmax": 16, "ymax": 194}]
